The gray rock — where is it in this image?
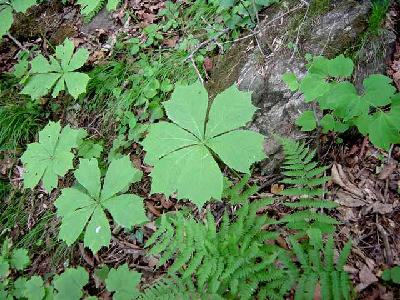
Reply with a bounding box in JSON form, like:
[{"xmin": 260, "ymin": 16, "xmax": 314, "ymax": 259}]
[
  {"xmin": 208, "ymin": 0, "xmax": 394, "ymax": 173},
  {"xmin": 81, "ymin": 8, "xmax": 120, "ymax": 35},
  {"xmin": 353, "ymin": 29, "xmax": 396, "ymax": 90}
]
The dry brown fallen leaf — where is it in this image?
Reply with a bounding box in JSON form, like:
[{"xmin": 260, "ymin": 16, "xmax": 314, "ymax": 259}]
[
  {"xmin": 163, "ymin": 36, "xmax": 179, "ymax": 48},
  {"xmin": 335, "ymin": 190, "xmax": 366, "ymax": 207},
  {"xmin": 370, "ymin": 202, "xmax": 396, "ymax": 214},
  {"xmin": 271, "ymin": 183, "xmax": 284, "ymax": 194},
  {"xmin": 331, "ymin": 163, "xmax": 364, "ymax": 198},
  {"xmin": 357, "ymin": 264, "xmax": 378, "ymax": 292}
]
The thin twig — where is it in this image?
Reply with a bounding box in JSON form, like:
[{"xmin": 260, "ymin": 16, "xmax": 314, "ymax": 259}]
[
  {"xmin": 384, "ymin": 144, "xmax": 394, "ymax": 199},
  {"xmin": 185, "ymin": 28, "xmax": 230, "ymax": 61},
  {"xmin": 320, "ymin": 20, "xmax": 336, "ymax": 56},
  {"xmin": 289, "ymin": 2, "xmax": 310, "ymax": 61},
  {"xmin": 190, "ymin": 57, "xmax": 204, "ymax": 85},
  {"xmin": 7, "ymin": 33, "xmax": 26, "ymax": 51},
  {"xmin": 252, "ymin": 0, "xmax": 260, "ymax": 25}
]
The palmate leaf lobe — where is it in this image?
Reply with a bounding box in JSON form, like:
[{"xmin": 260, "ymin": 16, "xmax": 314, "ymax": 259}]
[{"xmin": 105, "ymin": 264, "xmax": 141, "ymax": 300}]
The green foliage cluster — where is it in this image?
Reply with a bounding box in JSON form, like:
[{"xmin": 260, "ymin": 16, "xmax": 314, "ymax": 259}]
[
  {"xmin": 138, "ymin": 275, "xmax": 219, "ymax": 300},
  {"xmin": 0, "ymin": 71, "xmax": 45, "ymax": 151},
  {"xmin": 145, "ymin": 199, "xmax": 293, "ymax": 299},
  {"xmin": 3, "ymin": 1, "xmax": 362, "ymax": 298},
  {"xmin": 277, "ymin": 138, "xmax": 338, "ymax": 233},
  {"xmin": 21, "ymin": 39, "xmax": 90, "ymax": 100},
  {"xmin": 20, "ymin": 83, "xmax": 264, "ymax": 252},
  {"xmin": 20, "ymin": 122, "xmax": 147, "ymax": 253},
  {"xmin": 17, "ymin": 79, "xmax": 354, "ymax": 298},
  {"xmin": 287, "ymin": 229, "xmax": 353, "ymax": 300},
  {"xmin": 84, "ymin": 0, "xmax": 279, "ymax": 133},
  {"xmin": 144, "ymin": 200, "xmax": 353, "ymax": 299},
  {"xmin": 0, "ymin": 0, "xmax": 37, "ymax": 39},
  {"xmin": 283, "ymin": 55, "xmax": 400, "ymax": 150},
  {"xmin": 0, "ymin": 239, "xmax": 30, "ymax": 278},
  {"xmin": 142, "ymin": 81, "xmax": 265, "ymax": 207}
]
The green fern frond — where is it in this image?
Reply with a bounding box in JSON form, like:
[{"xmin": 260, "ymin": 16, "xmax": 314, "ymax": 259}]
[
  {"xmin": 278, "ymin": 137, "xmax": 337, "ymax": 234},
  {"xmin": 139, "ymin": 276, "xmax": 221, "ymax": 300},
  {"xmin": 222, "ymin": 174, "xmax": 259, "ymax": 204},
  {"xmin": 340, "ymin": 272, "xmax": 351, "ymax": 300},
  {"xmin": 336, "ymin": 240, "xmax": 352, "ymax": 271},
  {"xmin": 332, "ymin": 271, "xmax": 341, "ymax": 300},
  {"xmin": 145, "ymin": 199, "xmax": 288, "ymax": 298},
  {"xmin": 283, "ymin": 199, "xmax": 338, "ymax": 209},
  {"xmin": 287, "ymin": 229, "xmax": 353, "ymax": 300}
]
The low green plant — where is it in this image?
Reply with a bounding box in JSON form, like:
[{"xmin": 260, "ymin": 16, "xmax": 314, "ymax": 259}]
[
  {"xmin": 0, "ymin": 0, "xmax": 37, "ymax": 39},
  {"xmin": 78, "ymin": 139, "xmax": 104, "ymax": 159},
  {"xmin": 1, "ymin": 249, "xmax": 143, "ymax": 300},
  {"xmin": 0, "ymin": 239, "xmax": 30, "ymax": 298},
  {"xmin": 21, "ymin": 39, "xmax": 90, "ymax": 100},
  {"xmin": 216, "ymin": 0, "xmax": 278, "ymax": 29},
  {"xmin": 277, "ymin": 138, "xmax": 338, "ymax": 233},
  {"xmin": 382, "ymin": 266, "xmax": 400, "ymax": 284},
  {"xmin": 0, "ymin": 239, "xmax": 30, "ymax": 276},
  {"xmin": 283, "ymin": 55, "xmax": 400, "ymax": 150},
  {"xmin": 16, "ymin": 266, "xmax": 88, "ymax": 300},
  {"xmin": 141, "ymin": 81, "xmax": 265, "ymax": 207},
  {"xmin": 55, "ymin": 156, "xmax": 147, "ymax": 253},
  {"xmin": 13, "ymin": 50, "xmax": 31, "ymax": 80},
  {"xmin": 21, "ymin": 121, "xmax": 86, "ymax": 192}
]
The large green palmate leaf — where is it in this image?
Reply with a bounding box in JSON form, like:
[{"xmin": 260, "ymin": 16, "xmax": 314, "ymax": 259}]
[
  {"xmin": 142, "ymin": 82, "xmax": 265, "ymax": 208},
  {"xmin": 21, "ymin": 39, "xmax": 90, "ymax": 99},
  {"xmin": 55, "ymin": 156, "xmax": 147, "ymax": 253},
  {"xmin": 21, "ymin": 121, "xmax": 86, "ymax": 192}
]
